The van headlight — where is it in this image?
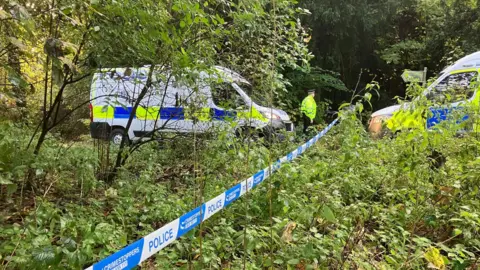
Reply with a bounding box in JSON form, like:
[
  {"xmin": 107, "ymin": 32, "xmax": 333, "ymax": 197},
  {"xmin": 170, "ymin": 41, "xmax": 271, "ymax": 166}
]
[{"xmin": 261, "ymin": 111, "xmax": 281, "ymax": 120}]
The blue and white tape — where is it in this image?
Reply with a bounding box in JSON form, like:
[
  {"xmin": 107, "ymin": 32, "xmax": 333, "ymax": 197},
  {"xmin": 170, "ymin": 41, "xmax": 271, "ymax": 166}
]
[{"xmin": 85, "ymin": 119, "xmax": 338, "ymax": 270}]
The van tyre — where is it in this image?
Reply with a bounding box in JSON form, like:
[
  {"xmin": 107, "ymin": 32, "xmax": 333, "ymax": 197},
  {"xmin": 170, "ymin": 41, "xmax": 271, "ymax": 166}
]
[{"xmin": 110, "ymin": 128, "xmax": 128, "ymax": 145}]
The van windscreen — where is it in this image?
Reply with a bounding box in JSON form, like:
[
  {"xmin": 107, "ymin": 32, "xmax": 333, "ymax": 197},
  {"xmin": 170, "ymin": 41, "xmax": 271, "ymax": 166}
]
[{"xmin": 236, "ymin": 82, "xmax": 268, "ymax": 106}]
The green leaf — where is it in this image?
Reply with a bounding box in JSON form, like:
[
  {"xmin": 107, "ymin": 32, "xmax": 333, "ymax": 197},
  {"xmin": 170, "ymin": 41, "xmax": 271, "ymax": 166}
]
[
  {"xmin": 61, "ymin": 237, "xmax": 77, "ymax": 252},
  {"xmin": 424, "ymin": 247, "xmax": 446, "ymax": 269},
  {"xmin": 321, "ymin": 205, "xmax": 335, "ymax": 222},
  {"xmin": 338, "ymin": 103, "xmax": 351, "ymax": 110},
  {"xmin": 453, "ymin": 228, "xmax": 462, "ymax": 236},
  {"xmin": 32, "ymin": 247, "xmax": 56, "ymax": 263},
  {"xmin": 0, "ymin": 175, "xmax": 13, "ymax": 185},
  {"xmin": 364, "ymin": 92, "xmax": 372, "ymax": 101},
  {"xmin": 3, "ymin": 65, "xmax": 29, "ymax": 89},
  {"xmin": 357, "ymin": 103, "xmax": 364, "ymax": 113},
  {"xmin": 201, "ymin": 17, "xmax": 209, "ymax": 25},
  {"xmin": 180, "ymin": 20, "xmax": 186, "ymax": 28},
  {"xmin": 215, "ymin": 14, "xmax": 225, "ymax": 24},
  {"xmin": 6, "ymin": 184, "xmax": 17, "ymax": 195},
  {"xmin": 287, "ymin": 258, "xmax": 299, "ymax": 265}
]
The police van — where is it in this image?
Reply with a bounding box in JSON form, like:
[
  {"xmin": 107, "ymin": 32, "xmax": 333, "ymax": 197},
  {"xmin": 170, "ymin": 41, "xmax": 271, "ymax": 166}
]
[
  {"xmin": 89, "ymin": 66, "xmax": 294, "ymax": 144},
  {"xmin": 368, "ymin": 51, "xmax": 480, "ymax": 136}
]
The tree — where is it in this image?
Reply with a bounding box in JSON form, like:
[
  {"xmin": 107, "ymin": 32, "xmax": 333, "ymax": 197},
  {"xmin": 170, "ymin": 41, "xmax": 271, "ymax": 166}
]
[
  {"xmin": 84, "ymin": 0, "xmax": 312, "ymax": 181},
  {"xmin": 298, "ymin": 0, "xmax": 479, "ymax": 110},
  {"xmin": 1, "ymin": 1, "xmax": 35, "ymax": 109}
]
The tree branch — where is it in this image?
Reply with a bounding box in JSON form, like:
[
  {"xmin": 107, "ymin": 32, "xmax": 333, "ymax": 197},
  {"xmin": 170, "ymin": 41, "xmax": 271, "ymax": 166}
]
[
  {"xmin": 65, "ymin": 72, "xmax": 91, "ymax": 85},
  {"xmin": 46, "ymin": 94, "xmax": 119, "ymax": 132}
]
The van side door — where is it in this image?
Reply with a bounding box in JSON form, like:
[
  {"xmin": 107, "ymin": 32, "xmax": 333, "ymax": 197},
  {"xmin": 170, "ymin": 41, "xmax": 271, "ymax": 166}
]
[
  {"xmin": 153, "ymin": 78, "xmax": 190, "ymax": 133},
  {"xmin": 210, "ymin": 81, "xmax": 247, "ymax": 130},
  {"xmin": 180, "ymin": 81, "xmax": 213, "ymax": 133}
]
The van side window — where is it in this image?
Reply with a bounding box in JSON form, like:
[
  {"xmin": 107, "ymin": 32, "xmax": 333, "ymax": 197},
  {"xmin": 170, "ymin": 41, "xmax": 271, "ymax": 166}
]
[
  {"xmin": 433, "ymin": 71, "xmax": 478, "ymax": 103},
  {"xmin": 212, "ymin": 82, "xmax": 245, "ymax": 109}
]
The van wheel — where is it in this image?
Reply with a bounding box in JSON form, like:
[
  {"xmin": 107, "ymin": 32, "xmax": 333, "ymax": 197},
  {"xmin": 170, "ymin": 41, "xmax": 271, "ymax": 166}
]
[{"xmin": 110, "ymin": 128, "xmax": 128, "ymax": 145}]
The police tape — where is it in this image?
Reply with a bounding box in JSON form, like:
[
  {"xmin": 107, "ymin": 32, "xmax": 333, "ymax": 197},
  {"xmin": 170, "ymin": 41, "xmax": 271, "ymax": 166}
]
[{"xmin": 85, "ymin": 119, "xmax": 339, "ymax": 270}]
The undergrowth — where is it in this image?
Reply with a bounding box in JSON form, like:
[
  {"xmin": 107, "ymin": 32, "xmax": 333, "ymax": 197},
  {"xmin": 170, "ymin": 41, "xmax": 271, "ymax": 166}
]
[{"xmin": 1, "ymin": 114, "xmax": 479, "ymax": 269}]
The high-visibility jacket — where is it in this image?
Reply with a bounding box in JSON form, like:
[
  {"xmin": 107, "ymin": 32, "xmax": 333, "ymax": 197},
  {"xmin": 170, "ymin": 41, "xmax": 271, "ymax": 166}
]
[{"xmin": 301, "ymin": 95, "xmax": 317, "ymax": 121}]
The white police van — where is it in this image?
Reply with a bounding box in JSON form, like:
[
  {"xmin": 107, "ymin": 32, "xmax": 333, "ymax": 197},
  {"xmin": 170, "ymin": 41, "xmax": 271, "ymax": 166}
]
[
  {"xmin": 89, "ymin": 66, "xmax": 294, "ymax": 144},
  {"xmin": 368, "ymin": 51, "xmax": 480, "ymax": 135}
]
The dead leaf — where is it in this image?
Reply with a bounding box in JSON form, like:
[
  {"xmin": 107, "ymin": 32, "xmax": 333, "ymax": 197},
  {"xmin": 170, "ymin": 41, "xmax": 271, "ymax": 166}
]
[{"xmin": 281, "ymin": 221, "xmax": 296, "ymax": 243}]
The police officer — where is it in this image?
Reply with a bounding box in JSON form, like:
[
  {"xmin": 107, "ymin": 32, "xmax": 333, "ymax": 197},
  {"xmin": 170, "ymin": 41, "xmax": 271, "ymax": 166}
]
[{"xmin": 301, "ymin": 89, "xmax": 317, "ymax": 134}]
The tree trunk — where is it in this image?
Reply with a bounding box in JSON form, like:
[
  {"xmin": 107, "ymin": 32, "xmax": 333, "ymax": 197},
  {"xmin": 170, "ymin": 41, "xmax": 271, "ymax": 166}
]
[{"xmin": 108, "ymin": 65, "xmax": 155, "ymax": 183}]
